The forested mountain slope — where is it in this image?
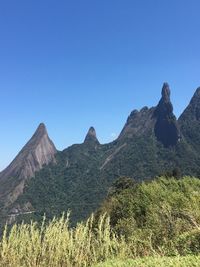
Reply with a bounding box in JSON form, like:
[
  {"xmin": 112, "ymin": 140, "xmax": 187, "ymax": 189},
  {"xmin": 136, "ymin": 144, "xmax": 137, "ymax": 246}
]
[{"xmin": 1, "ymin": 83, "xmax": 200, "ymax": 224}]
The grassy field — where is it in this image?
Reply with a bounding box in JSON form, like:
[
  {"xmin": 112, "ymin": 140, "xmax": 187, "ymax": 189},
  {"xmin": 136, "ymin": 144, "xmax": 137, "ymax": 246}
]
[
  {"xmin": 1, "ymin": 213, "xmax": 199, "ymax": 267},
  {"xmin": 0, "ymin": 214, "xmax": 130, "ymax": 267},
  {"xmin": 93, "ymin": 256, "xmax": 200, "ymax": 267}
]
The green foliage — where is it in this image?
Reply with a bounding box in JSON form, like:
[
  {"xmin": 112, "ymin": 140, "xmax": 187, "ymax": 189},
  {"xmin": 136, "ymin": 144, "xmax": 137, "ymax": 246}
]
[
  {"xmin": 108, "ymin": 177, "xmax": 136, "ymax": 197},
  {"xmin": 1, "ymin": 177, "xmax": 200, "ymax": 266},
  {"xmin": 96, "ymin": 176, "xmax": 200, "ymax": 256},
  {"xmin": 7, "ymin": 132, "xmax": 200, "ymax": 227},
  {"xmin": 15, "ymin": 146, "xmax": 108, "ymax": 225}
]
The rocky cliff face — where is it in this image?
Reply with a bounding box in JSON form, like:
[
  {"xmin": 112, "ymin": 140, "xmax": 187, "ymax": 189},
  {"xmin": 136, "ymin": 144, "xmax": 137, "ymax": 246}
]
[
  {"xmin": 119, "ymin": 83, "xmax": 180, "ymax": 147},
  {"xmin": 84, "ymin": 127, "xmax": 100, "ymax": 145},
  {"xmin": 119, "ymin": 107, "xmax": 156, "ymax": 139},
  {"xmin": 154, "ymin": 83, "xmax": 180, "ymax": 147},
  {"xmin": 0, "ymin": 123, "xmax": 57, "ymax": 206},
  {"xmin": 1, "ymin": 83, "xmax": 200, "ymax": 226},
  {"xmin": 0, "ymin": 123, "xmax": 56, "ymax": 181}
]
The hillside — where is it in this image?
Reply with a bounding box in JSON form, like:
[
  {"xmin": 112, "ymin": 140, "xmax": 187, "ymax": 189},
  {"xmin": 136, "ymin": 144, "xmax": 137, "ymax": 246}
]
[
  {"xmin": 1, "ymin": 83, "xmax": 200, "ymax": 225},
  {"xmin": 0, "ymin": 176, "xmax": 200, "ymax": 267}
]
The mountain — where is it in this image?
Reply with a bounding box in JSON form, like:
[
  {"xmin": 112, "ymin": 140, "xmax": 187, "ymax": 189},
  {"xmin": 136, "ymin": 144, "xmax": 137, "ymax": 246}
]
[
  {"xmin": 1, "ymin": 83, "xmax": 200, "ymax": 226},
  {"xmin": 154, "ymin": 83, "xmax": 180, "ymax": 147},
  {"xmin": 0, "ymin": 123, "xmax": 56, "ymax": 210},
  {"xmin": 119, "ymin": 83, "xmax": 180, "ymax": 148},
  {"xmin": 118, "ymin": 107, "xmax": 155, "ymax": 139},
  {"xmin": 84, "ymin": 127, "xmax": 100, "ymax": 146},
  {"xmin": 179, "ymin": 88, "xmax": 200, "ymax": 150},
  {"xmin": 179, "ymin": 88, "xmax": 200, "ymax": 122}
]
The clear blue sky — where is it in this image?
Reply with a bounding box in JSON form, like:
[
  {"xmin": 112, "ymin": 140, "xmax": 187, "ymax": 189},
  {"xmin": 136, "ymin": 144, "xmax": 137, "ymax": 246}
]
[{"xmin": 1, "ymin": 0, "xmax": 200, "ymax": 171}]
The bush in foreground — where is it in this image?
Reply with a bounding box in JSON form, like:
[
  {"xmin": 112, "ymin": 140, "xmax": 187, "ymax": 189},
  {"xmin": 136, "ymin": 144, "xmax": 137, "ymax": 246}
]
[
  {"xmin": 0, "ymin": 176, "xmax": 200, "ymax": 266},
  {"xmin": 95, "ymin": 176, "xmax": 200, "ymax": 256}
]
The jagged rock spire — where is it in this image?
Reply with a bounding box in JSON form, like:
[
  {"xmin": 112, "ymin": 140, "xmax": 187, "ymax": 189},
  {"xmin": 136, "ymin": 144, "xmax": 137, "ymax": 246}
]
[
  {"xmin": 0, "ymin": 122, "xmax": 57, "ymax": 180},
  {"xmin": 84, "ymin": 127, "xmax": 99, "ymax": 145},
  {"xmin": 154, "ymin": 83, "xmax": 180, "ymax": 147},
  {"xmin": 162, "ymin": 83, "xmax": 171, "ymax": 102},
  {"xmin": 28, "ymin": 123, "xmax": 48, "ymax": 145},
  {"xmin": 0, "ymin": 123, "xmax": 57, "ymax": 206},
  {"xmin": 35, "ymin": 123, "xmax": 47, "ymax": 135},
  {"xmin": 155, "ymin": 83, "xmax": 174, "ymax": 115}
]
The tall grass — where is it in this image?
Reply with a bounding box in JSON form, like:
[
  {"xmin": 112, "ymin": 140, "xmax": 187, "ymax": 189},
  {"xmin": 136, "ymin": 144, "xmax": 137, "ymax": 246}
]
[
  {"xmin": 93, "ymin": 256, "xmax": 200, "ymax": 267},
  {"xmin": 0, "ymin": 212, "xmax": 200, "ymax": 267},
  {"xmin": 1, "ymin": 176, "xmax": 200, "ymax": 266},
  {"xmin": 0, "ymin": 213, "xmax": 129, "ymax": 267}
]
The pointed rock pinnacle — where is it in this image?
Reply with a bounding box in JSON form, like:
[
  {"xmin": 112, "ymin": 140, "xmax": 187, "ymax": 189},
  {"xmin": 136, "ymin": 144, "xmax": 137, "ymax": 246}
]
[
  {"xmin": 154, "ymin": 83, "xmax": 179, "ymax": 147},
  {"xmin": 84, "ymin": 127, "xmax": 100, "ymax": 145},
  {"xmin": 161, "ymin": 83, "xmax": 171, "ymax": 102}
]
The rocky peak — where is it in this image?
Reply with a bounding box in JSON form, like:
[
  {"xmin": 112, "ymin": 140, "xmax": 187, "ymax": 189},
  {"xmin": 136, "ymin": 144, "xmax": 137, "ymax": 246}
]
[
  {"xmin": 24, "ymin": 123, "xmax": 49, "ymax": 149},
  {"xmin": 118, "ymin": 106, "xmax": 156, "ymax": 139},
  {"xmin": 189, "ymin": 87, "xmax": 200, "ymax": 111},
  {"xmin": 84, "ymin": 127, "xmax": 100, "ymax": 145},
  {"xmin": 179, "ymin": 87, "xmax": 200, "ymax": 122},
  {"xmin": 0, "ymin": 123, "xmax": 57, "ymax": 206},
  {"xmin": 35, "ymin": 123, "xmax": 47, "ymax": 137},
  {"xmin": 154, "ymin": 83, "xmax": 180, "ymax": 147},
  {"xmin": 194, "ymin": 87, "xmax": 200, "ymax": 97},
  {"xmin": 192, "ymin": 88, "xmax": 200, "ymax": 119},
  {"xmin": 0, "ymin": 123, "xmax": 57, "ymax": 181},
  {"xmin": 156, "ymin": 83, "xmax": 173, "ymax": 115},
  {"xmin": 161, "ymin": 83, "xmax": 171, "ymax": 102}
]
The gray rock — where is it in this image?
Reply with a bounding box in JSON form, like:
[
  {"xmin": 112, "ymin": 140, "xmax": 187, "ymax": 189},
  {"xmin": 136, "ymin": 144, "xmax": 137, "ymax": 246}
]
[
  {"xmin": 84, "ymin": 127, "xmax": 100, "ymax": 145},
  {"xmin": 0, "ymin": 123, "xmax": 57, "ymax": 206}
]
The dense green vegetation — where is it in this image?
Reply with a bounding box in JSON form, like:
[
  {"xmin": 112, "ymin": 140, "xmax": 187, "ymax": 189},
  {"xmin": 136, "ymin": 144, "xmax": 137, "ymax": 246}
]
[
  {"xmin": 15, "ymin": 145, "xmax": 108, "ymax": 224},
  {"xmin": 10, "ymin": 134, "xmax": 200, "ymax": 228},
  {"xmin": 1, "ymin": 176, "xmax": 199, "ymax": 266},
  {"xmin": 2, "ymin": 86, "xmax": 200, "ymax": 230},
  {"xmin": 95, "ymin": 176, "xmax": 200, "ymax": 256}
]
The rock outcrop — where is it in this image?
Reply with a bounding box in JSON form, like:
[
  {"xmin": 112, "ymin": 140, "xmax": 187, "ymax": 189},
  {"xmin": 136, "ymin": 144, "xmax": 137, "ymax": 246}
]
[
  {"xmin": 119, "ymin": 107, "xmax": 156, "ymax": 139},
  {"xmin": 0, "ymin": 123, "xmax": 57, "ymax": 206},
  {"xmin": 154, "ymin": 83, "xmax": 180, "ymax": 147},
  {"xmin": 0, "ymin": 123, "xmax": 56, "ymax": 181},
  {"xmin": 119, "ymin": 83, "xmax": 180, "ymax": 147},
  {"xmin": 1, "ymin": 83, "xmax": 200, "ymax": 226},
  {"xmin": 84, "ymin": 127, "xmax": 100, "ymax": 145}
]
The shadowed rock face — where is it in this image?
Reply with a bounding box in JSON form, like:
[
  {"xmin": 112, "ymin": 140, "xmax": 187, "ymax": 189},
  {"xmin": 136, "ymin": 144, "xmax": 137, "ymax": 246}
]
[
  {"xmin": 119, "ymin": 107, "xmax": 156, "ymax": 139},
  {"xmin": 1, "ymin": 83, "xmax": 200, "ymax": 226},
  {"xmin": 84, "ymin": 127, "xmax": 100, "ymax": 145},
  {"xmin": 119, "ymin": 83, "xmax": 180, "ymax": 147},
  {"xmin": 154, "ymin": 83, "xmax": 180, "ymax": 147},
  {"xmin": 0, "ymin": 123, "xmax": 57, "ymax": 206},
  {"xmin": 161, "ymin": 83, "xmax": 171, "ymax": 102}
]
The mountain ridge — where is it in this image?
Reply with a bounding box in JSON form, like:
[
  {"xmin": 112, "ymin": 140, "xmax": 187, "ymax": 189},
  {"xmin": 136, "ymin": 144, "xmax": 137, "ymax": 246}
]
[
  {"xmin": 1, "ymin": 83, "xmax": 200, "ymax": 225},
  {"xmin": 0, "ymin": 123, "xmax": 57, "ymax": 208}
]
